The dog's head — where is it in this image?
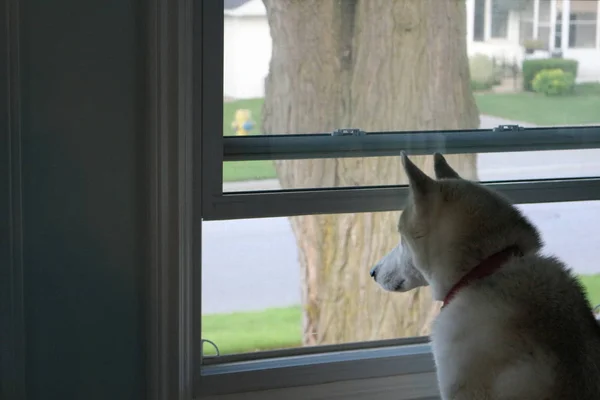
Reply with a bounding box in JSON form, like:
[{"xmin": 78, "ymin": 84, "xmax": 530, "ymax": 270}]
[{"xmin": 369, "ymin": 152, "xmax": 541, "ymax": 300}]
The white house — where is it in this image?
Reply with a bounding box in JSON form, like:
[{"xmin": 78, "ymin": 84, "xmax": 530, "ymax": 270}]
[
  {"xmin": 466, "ymin": 0, "xmax": 600, "ymax": 81},
  {"xmin": 224, "ymin": 0, "xmax": 600, "ymax": 99},
  {"xmin": 224, "ymin": 0, "xmax": 271, "ymax": 99}
]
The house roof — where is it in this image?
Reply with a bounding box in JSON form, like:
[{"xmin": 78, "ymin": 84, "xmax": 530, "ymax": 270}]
[{"xmin": 224, "ymin": 0, "xmax": 252, "ymax": 10}]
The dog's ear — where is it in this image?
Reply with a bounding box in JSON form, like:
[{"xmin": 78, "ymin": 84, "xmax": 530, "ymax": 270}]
[
  {"xmin": 401, "ymin": 151, "xmax": 434, "ymax": 202},
  {"xmin": 433, "ymin": 152, "xmax": 461, "ymax": 180}
]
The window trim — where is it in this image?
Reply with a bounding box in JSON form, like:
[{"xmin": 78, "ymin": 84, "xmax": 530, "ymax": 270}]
[
  {"xmin": 146, "ymin": 0, "xmax": 197, "ymax": 398},
  {"xmin": 1, "ymin": 0, "xmax": 26, "ymax": 397}
]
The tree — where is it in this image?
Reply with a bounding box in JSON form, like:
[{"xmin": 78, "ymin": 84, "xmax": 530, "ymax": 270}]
[{"xmin": 262, "ymin": 0, "xmax": 480, "ymax": 346}]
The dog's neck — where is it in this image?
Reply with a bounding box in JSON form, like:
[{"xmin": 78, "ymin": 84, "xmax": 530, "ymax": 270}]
[{"xmin": 439, "ymin": 245, "xmax": 523, "ymax": 309}]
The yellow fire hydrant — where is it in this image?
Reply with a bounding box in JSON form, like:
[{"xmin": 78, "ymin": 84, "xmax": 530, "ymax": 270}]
[{"xmin": 231, "ymin": 109, "xmax": 255, "ymax": 136}]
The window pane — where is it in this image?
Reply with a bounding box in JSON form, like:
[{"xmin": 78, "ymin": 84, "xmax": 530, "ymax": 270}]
[
  {"xmin": 474, "ymin": 0, "xmax": 486, "ymax": 41},
  {"xmin": 222, "ymin": 0, "xmax": 600, "ymax": 190},
  {"xmin": 491, "ymin": 0, "xmax": 509, "ymax": 38},
  {"xmin": 568, "ymin": 1, "xmax": 599, "ymax": 49},
  {"xmin": 201, "ymin": 201, "xmax": 600, "ymax": 356},
  {"xmin": 519, "ymin": 0, "xmax": 534, "ymax": 43},
  {"xmin": 223, "ymin": 148, "xmax": 600, "ymax": 192}
]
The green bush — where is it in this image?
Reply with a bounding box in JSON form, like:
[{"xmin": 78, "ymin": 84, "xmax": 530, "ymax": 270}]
[
  {"xmin": 532, "ymin": 68, "xmax": 575, "ymax": 96},
  {"xmin": 522, "ymin": 58, "xmax": 578, "ymax": 91},
  {"xmin": 470, "ymin": 80, "xmax": 494, "ymax": 92},
  {"xmin": 469, "ymin": 54, "xmax": 502, "ymax": 92}
]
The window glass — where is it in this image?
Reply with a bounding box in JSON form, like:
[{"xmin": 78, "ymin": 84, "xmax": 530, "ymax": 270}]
[
  {"xmin": 223, "ymin": 0, "xmax": 600, "ymax": 192},
  {"xmin": 211, "ymin": 0, "xmax": 600, "ymax": 360},
  {"xmin": 202, "ymin": 201, "xmax": 600, "ymax": 356},
  {"xmin": 491, "ymin": 0, "xmax": 510, "ymax": 38}
]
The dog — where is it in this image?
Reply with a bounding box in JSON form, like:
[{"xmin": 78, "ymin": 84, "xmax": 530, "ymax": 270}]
[{"xmin": 370, "ymin": 152, "xmax": 600, "ymax": 399}]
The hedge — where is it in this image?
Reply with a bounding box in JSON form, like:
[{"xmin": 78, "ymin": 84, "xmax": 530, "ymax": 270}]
[{"xmin": 522, "ymin": 58, "xmax": 579, "ymax": 91}]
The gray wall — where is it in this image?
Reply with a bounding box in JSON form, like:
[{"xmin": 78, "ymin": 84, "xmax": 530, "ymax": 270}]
[{"xmin": 2, "ymin": 0, "xmax": 147, "ymax": 398}]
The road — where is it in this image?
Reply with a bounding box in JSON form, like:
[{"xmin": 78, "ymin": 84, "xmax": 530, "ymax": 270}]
[{"xmin": 202, "ymin": 116, "xmax": 600, "ymax": 314}]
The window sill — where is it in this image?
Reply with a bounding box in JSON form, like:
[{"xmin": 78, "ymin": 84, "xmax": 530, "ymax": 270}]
[{"xmin": 198, "ymin": 343, "xmax": 437, "ymax": 398}]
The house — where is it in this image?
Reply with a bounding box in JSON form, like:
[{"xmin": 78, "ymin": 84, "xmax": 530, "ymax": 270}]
[
  {"xmin": 224, "ymin": 0, "xmax": 600, "ymax": 99},
  {"xmin": 466, "ymin": 0, "xmax": 600, "ymax": 82},
  {"xmin": 224, "ymin": 0, "xmax": 271, "ymax": 99}
]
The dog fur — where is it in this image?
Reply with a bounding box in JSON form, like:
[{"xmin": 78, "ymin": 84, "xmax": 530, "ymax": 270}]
[{"xmin": 370, "ymin": 152, "xmax": 600, "ymax": 399}]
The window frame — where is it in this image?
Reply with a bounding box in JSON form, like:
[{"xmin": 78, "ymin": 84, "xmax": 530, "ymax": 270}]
[{"xmin": 191, "ymin": 1, "xmax": 600, "ymax": 399}]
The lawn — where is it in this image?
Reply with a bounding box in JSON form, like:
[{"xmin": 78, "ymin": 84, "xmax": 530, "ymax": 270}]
[
  {"xmin": 202, "ymin": 306, "xmax": 302, "ymax": 356},
  {"xmin": 475, "ymin": 83, "xmax": 600, "ymax": 126},
  {"xmin": 203, "ymin": 274, "xmax": 600, "ymax": 356},
  {"xmin": 222, "ymin": 84, "xmax": 600, "ymax": 183}
]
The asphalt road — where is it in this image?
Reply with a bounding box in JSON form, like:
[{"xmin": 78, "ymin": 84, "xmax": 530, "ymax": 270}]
[
  {"xmin": 202, "ymin": 200, "xmax": 600, "ymax": 314},
  {"xmin": 202, "ymin": 116, "xmax": 600, "ymax": 314}
]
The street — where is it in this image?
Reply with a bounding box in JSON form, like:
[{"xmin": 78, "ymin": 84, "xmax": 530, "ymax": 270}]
[
  {"xmin": 202, "ymin": 116, "xmax": 600, "ymax": 314},
  {"xmin": 202, "ymin": 200, "xmax": 600, "ymax": 314}
]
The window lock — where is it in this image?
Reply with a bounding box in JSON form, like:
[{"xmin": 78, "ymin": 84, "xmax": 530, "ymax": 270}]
[
  {"xmin": 332, "ymin": 128, "xmax": 366, "ymax": 136},
  {"xmin": 493, "ymin": 124, "xmax": 525, "ymax": 132}
]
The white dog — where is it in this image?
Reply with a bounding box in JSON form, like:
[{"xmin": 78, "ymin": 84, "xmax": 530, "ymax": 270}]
[{"xmin": 370, "ymin": 152, "xmax": 600, "ymax": 399}]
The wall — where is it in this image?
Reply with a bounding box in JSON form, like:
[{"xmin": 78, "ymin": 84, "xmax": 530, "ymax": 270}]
[{"xmin": 2, "ymin": 0, "xmax": 147, "ymax": 398}]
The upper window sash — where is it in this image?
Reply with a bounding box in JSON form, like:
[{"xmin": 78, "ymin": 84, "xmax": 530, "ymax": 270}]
[{"xmin": 223, "ymin": 125, "xmax": 600, "ymax": 162}]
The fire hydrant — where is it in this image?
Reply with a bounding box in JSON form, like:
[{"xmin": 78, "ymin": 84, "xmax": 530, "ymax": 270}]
[{"xmin": 231, "ymin": 109, "xmax": 255, "ymax": 136}]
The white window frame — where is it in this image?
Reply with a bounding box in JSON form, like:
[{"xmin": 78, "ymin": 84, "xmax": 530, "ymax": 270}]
[{"xmin": 147, "ymin": 0, "xmax": 600, "ymax": 399}]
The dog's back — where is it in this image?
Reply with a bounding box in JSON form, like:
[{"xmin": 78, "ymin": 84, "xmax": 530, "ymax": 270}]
[
  {"xmin": 433, "ymin": 254, "xmax": 600, "ymax": 399},
  {"xmin": 371, "ymin": 153, "xmax": 600, "ymax": 399}
]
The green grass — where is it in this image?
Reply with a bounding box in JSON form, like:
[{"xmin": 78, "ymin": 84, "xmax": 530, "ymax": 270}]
[
  {"xmin": 223, "ymin": 160, "xmax": 277, "ymax": 182},
  {"xmin": 203, "ymin": 274, "xmax": 600, "ymax": 356},
  {"xmin": 475, "ymin": 84, "xmax": 600, "ymax": 126},
  {"xmin": 580, "ymin": 274, "xmax": 600, "ymax": 307},
  {"xmin": 202, "ymin": 306, "xmax": 302, "ymax": 356}
]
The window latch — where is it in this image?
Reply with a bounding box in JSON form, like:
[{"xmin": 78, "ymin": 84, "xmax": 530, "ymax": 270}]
[
  {"xmin": 493, "ymin": 124, "xmax": 525, "ymax": 132},
  {"xmin": 332, "ymin": 128, "xmax": 366, "ymax": 136},
  {"xmin": 201, "ymin": 338, "xmax": 220, "ymax": 357}
]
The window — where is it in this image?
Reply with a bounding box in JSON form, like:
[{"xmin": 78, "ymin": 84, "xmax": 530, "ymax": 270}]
[
  {"xmin": 491, "ymin": 0, "xmax": 510, "ymax": 38},
  {"xmin": 474, "ymin": 0, "xmax": 486, "ymax": 41},
  {"xmin": 519, "ymin": 0, "xmax": 535, "ymax": 43},
  {"xmin": 520, "ymin": 0, "xmax": 553, "ymax": 49},
  {"xmin": 537, "ymin": 0, "xmax": 552, "ymax": 49},
  {"xmin": 568, "ymin": 0, "xmax": 599, "ymax": 49},
  {"xmin": 200, "ymin": 0, "xmax": 600, "ymax": 398}
]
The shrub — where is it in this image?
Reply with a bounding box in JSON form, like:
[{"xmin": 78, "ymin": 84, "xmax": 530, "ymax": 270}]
[
  {"xmin": 469, "ymin": 54, "xmax": 502, "ymax": 92},
  {"xmin": 470, "ymin": 80, "xmax": 494, "ymax": 92},
  {"xmin": 532, "ymin": 68, "xmax": 575, "ymax": 96},
  {"xmin": 522, "ymin": 58, "xmax": 578, "ymax": 91}
]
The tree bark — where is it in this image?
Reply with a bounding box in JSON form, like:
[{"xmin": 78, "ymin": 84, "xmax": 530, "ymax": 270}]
[{"xmin": 262, "ymin": 0, "xmax": 480, "ymax": 346}]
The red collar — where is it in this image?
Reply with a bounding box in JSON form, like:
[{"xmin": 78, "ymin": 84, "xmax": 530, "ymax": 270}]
[{"xmin": 441, "ymin": 246, "xmax": 523, "ymax": 309}]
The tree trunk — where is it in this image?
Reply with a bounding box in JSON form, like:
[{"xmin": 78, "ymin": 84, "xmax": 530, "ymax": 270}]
[{"xmin": 262, "ymin": 0, "xmax": 480, "ymax": 346}]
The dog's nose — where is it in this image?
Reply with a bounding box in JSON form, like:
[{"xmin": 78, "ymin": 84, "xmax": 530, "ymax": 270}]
[{"xmin": 369, "ymin": 265, "xmax": 378, "ymax": 279}]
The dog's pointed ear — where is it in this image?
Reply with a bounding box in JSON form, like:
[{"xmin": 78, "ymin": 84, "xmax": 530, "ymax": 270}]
[
  {"xmin": 433, "ymin": 152, "xmax": 461, "ymax": 180},
  {"xmin": 401, "ymin": 151, "xmax": 434, "ymax": 200}
]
